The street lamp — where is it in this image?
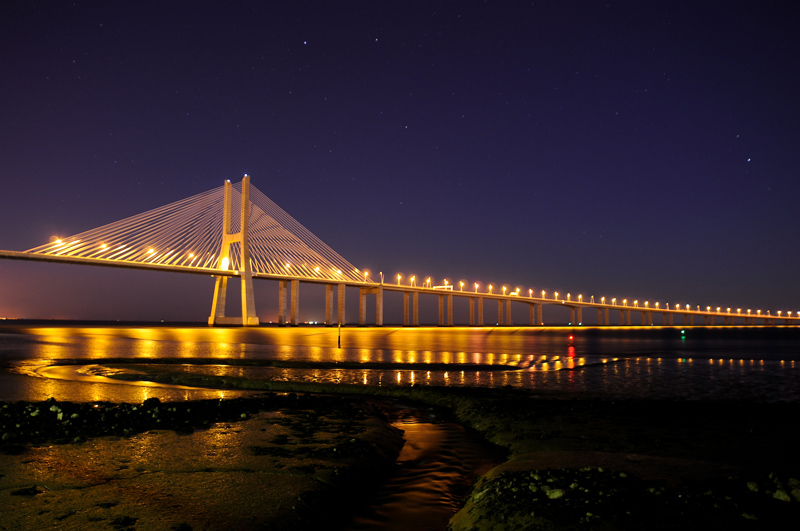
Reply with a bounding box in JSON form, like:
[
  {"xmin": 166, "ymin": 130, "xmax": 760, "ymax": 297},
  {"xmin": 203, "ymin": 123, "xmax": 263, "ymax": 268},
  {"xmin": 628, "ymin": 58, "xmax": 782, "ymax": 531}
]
[
  {"xmin": 460, "ymin": 281, "xmax": 464, "ymax": 291},
  {"xmin": 529, "ymin": 288, "xmax": 533, "ymax": 297},
  {"xmin": 426, "ymin": 277, "xmax": 431, "ymax": 288},
  {"xmin": 611, "ymin": 298, "xmax": 616, "ymax": 305},
  {"xmin": 410, "ymin": 275, "xmax": 416, "ymax": 287},
  {"xmin": 488, "ymin": 284, "xmax": 493, "ymax": 294},
  {"xmin": 474, "ymin": 282, "xmax": 479, "ymax": 293},
  {"xmin": 601, "ymin": 297, "xmax": 605, "ymax": 304},
  {"xmin": 578, "ymin": 294, "xmax": 583, "ymax": 302},
  {"xmin": 364, "ymin": 271, "xmax": 369, "ymax": 283},
  {"xmin": 502, "ymin": 286, "xmax": 507, "ymax": 295},
  {"xmin": 397, "ymin": 273, "xmax": 402, "ymax": 285},
  {"xmin": 567, "ymin": 293, "xmax": 571, "ymax": 301},
  {"xmin": 542, "ymin": 290, "xmax": 546, "ymax": 299}
]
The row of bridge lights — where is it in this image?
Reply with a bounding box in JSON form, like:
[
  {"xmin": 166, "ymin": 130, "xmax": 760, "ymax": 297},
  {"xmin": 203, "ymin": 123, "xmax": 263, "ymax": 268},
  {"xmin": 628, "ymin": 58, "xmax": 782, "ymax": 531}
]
[
  {"xmin": 364, "ymin": 272, "xmax": 800, "ymax": 318},
  {"xmin": 46, "ymin": 240, "xmax": 799, "ymax": 319},
  {"xmin": 51, "ymin": 238, "xmax": 355, "ymax": 278}
]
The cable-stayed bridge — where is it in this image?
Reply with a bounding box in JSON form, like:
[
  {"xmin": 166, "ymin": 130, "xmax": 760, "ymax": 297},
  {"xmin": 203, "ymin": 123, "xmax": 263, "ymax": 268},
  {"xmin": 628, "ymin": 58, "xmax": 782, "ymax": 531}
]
[{"xmin": 1, "ymin": 176, "xmax": 797, "ymax": 327}]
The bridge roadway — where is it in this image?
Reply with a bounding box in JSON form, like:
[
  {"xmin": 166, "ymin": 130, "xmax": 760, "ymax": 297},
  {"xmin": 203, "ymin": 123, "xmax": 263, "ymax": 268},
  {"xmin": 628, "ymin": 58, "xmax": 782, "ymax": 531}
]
[{"xmin": 2, "ymin": 249, "xmax": 797, "ymax": 327}]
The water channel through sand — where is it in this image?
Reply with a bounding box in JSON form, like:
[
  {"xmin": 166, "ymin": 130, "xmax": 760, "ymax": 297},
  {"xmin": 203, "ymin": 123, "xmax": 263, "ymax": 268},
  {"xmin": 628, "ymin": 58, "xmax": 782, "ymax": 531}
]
[{"xmin": 346, "ymin": 404, "xmax": 505, "ymax": 531}]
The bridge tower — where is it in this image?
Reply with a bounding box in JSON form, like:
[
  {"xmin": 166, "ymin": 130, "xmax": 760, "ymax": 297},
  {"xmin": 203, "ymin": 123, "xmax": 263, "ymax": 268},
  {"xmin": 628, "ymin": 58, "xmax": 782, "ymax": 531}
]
[{"xmin": 208, "ymin": 175, "xmax": 260, "ymax": 326}]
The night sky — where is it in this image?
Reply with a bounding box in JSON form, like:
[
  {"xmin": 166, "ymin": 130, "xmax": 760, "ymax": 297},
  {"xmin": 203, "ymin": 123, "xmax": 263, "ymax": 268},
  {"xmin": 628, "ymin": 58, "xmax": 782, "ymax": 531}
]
[{"xmin": 1, "ymin": 1, "xmax": 799, "ymax": 323}]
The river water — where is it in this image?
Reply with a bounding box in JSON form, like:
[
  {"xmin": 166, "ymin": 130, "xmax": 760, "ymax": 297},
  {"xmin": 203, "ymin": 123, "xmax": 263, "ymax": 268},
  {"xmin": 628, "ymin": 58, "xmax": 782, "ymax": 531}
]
[{"xmin": 1, "ymin": 323, "xmax": 799, "ymax": 403}]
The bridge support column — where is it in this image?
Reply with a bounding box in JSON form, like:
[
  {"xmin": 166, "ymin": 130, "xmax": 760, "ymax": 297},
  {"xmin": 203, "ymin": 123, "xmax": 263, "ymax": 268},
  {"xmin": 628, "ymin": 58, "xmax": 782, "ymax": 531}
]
[
  {"xmin": 412, "ymin": 292, "xmax": 419, "ymax": 325},
  {"xmin": 537, "ymin": 303, "xmax": 542, "ymax": 325},
  {"xmin": 359, "ymin": 288, "xmax": 366, "ymax": 325},
  {"xmin": 626, "ymin": 310, "xmax": 631, "ymax": 326},
  {"xmin": 209, "ymin": 276, "xmax": 229, "ymax": 325},
  {"xmin": 603, "ymin": 308, "xmax": 609, "ymax": 325},
  {"xmin": 208, "ymin": 176, "xmax": 259, "ymax": 326},
  {"xmin": 470, "ymin": 298, "xmax": 476, "ymax": 326},
  {"xmin": 619, "ymin": 309, "xmax": 624, "ymax": 325},
  {"xmin": 497, "ymin": 300, "xmax": 503, "ymax": 325},
  {"xmin": 375, "ymin": 286, "xmax": 383, "ymax": 326},
  {"xmin": 506, "ymin": 299, "xmax": 512, "ymax": 325},
  {"xmin": 597, "ymin": 308, "xmax": 602, "ymax": 325},
  {"xmin": 447, "ymin": 294, "xmax": 453, "ymax": 326},
  {"xmin": 690, "ymin": 315, "xmax": 695, "ymax": 325},
  {"xmin": 569, "ymin": 307, "xmax": 575, "ymax": 325},
  {"xmin": 438, "ymin": 295, "xmax": 444, "ymax": 326},
  {"xmin": 325, "ymin": 284, "xmax": 334, "ymax": 325},
  {"xmin": 290, "ymin": 280, "xmax": 299, "ymax": 325},
  {"xmin": 576, "ymin": 307, "xmax": 582, "ymax": 325},
  {"xmin": 530, "ymin": 304, "xmax": 536, "ymax": 326},
  {"xmin": 477, "ymin": 297, "xmax": 484, "ymax": 325},
  {"xmin": 278, "ymin": 280, "xmax": 287, "ymax": 325},
  {"xmin": 337, "ymin": 283, "xmax": 346, "ymax": 325},
  {"xmin": 403, "ymin": 292, "xmax": 410, "ymax": 326}
]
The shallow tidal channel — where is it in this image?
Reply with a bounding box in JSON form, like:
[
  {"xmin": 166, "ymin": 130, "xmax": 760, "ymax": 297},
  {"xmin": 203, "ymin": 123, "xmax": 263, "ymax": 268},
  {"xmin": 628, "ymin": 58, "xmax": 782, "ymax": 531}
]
[{"xmin": 346, "ymin": 403, "xmax": 506, "ymax": 531}]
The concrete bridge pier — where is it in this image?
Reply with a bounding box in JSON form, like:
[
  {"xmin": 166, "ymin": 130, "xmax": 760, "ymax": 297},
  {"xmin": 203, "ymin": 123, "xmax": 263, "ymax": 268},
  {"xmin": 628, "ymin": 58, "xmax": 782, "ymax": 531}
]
[
  {"xmin": 448, "ymin": 294, "xmax": 454, "ymax": 325},
  {"xmin": 375, "ymin": 286, "xmax": 383, "ymax": 326},
  {"xmin": 530, "ymin": 304, "xmax": 537, "ymax": 326},
  {"xmin": 597, "ymin": 308, "xmax": 603, "ymax": 325},
  {"xmin": 506, "ymin": 299, "xmax": 512, "ymax": 325},
  {"xmin": 359, "ymin": 288, "xmax": 367, "ymax": 325},
  {"xmin": 497, "ymin": 300, "xmax": 503, "ymax": 325},
  {"xmin": 576, "ymin": 306, "xmax": 582, "ymax": 325},
  {"xmin": 536, "ymin": 303, "xmax": 543, "ymax": 325},
  {"xmin": 403, "ymin": 292, "xmax": 410, "ymax": 326},
  {"xmin": 469, "ymin": 298, "xmax": 475, "ymax": 325},
  {"xmin": 358, "ymin": 286, "xmax": 383, "ymax": 326},
  {"xmin": 569, "ymin": 307, "xmax": 575, "ymax": 325},
  {"xmin": 337, "ymin": 284, "xmax": 346, "ymax": 325},
  {"xmin": 438, "ymin": 295, "xmax": 445, "ymax": 326},
  {"xmin": 477, "ymin": 297, "xmax": 484, "ymax": 325},
  {"xmin": 290, "ymin": 280, "xmax": 300, "ymax": 325},
  {"xmin": 412, "ymin": 292, "xmax": 419, "ymax": 325},
  {"xmin": 278, "ymin": 280, "xmax": 287, "ymax": 325},
  {"xmin": 325, "ymin": 284, "xmax": 334, "ymax": 325},
  {"xmin": 626, "ymin": 309, "xmax": 632, "ymax": 325}
]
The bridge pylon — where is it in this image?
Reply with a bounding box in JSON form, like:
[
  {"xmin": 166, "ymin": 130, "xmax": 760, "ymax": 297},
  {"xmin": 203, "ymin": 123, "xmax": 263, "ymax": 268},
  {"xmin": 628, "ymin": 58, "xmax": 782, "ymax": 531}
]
[{"xmin": 208, "ymin": 175, "xmax": 260, "ymax": 326}]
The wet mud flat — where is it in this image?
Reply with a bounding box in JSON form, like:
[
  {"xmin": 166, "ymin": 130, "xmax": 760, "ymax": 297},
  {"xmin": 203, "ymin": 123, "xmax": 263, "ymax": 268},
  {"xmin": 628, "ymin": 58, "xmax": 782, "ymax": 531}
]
[{"xmin": 0, "ymin": 395, "xmax": 404, "ymax": 530}]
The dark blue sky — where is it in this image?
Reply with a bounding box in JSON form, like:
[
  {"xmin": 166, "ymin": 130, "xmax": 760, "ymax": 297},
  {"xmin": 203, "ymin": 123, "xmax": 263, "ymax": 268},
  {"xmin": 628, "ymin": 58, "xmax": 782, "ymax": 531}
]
[{"xmin": 1, "ymin": 1, "xmax": 799, "ymax": 323}]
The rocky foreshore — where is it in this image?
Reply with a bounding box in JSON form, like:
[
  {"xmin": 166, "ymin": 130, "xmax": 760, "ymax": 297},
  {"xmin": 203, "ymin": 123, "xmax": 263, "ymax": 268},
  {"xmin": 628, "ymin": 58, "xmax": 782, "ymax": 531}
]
[
  {"xmin": 4, "ymin": 375, "xmax": 800, "ymax": 530},
  {"xmin": 0, "ymin": 394, "xmax": 405, "ymax": 530}
]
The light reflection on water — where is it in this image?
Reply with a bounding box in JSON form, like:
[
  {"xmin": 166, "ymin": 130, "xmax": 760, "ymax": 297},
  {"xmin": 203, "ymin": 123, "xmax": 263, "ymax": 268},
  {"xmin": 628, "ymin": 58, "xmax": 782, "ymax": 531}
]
[{"xmin": 1, "ymin": 325, "xmax": 800, "ymax": 402}]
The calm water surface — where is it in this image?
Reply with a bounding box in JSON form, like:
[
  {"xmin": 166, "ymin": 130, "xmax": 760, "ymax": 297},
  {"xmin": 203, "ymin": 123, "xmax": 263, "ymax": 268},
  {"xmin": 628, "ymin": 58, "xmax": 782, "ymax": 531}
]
[{"xmin": 1, "ymin": 324, "xmax": 799, "ymax": 403}]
